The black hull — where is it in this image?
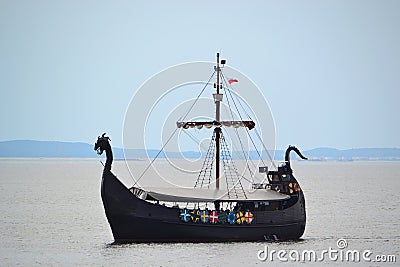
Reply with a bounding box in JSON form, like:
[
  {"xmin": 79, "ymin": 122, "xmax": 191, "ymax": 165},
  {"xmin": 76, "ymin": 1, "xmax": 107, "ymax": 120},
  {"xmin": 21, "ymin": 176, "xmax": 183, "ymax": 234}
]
[{"xmin": 101, "ymin": 170, "xmax": 306, "ymax": 242}]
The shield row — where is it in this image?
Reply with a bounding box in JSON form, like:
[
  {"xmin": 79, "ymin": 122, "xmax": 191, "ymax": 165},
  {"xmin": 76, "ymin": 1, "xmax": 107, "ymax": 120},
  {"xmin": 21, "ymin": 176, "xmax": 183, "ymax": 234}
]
[{"xmin": 179, "ymin": 209, "xmax": 254, "ymax": 224}]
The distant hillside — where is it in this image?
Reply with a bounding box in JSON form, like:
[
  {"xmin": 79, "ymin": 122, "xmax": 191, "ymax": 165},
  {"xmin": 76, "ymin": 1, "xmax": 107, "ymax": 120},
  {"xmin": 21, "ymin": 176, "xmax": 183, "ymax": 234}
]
[
  {"xmin": 0, "ymin": 140, "xmax": 202, "ymax": 159},
  {"xmin": 0, "ymin": 140, "xmax": 399, "ymax": 161},
  {"xmin": 304, "ymin": 147, "xmax": 400, "ymax": 160},
  {"xmin": 0, "ymin": 140, "xmax": 124, "ymax": 158}
]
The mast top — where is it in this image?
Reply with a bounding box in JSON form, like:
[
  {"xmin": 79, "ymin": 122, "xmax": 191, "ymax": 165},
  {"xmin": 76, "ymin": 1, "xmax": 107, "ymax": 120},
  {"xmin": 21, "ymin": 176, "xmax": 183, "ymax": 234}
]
[{"xmin": 176, "ymin": 53, "xmax": 254, "ymax": 130}]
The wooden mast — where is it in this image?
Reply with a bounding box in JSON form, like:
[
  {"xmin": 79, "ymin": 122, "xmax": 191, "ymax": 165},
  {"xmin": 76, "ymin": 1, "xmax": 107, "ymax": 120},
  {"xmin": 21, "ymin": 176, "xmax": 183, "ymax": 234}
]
[
  {"xmin": 214, "ymin": 53, "xmax": 222, "ymax": 190},
  {"xmin": 177, "ymin": 53, "xmax": 254, "ymax": 194}
]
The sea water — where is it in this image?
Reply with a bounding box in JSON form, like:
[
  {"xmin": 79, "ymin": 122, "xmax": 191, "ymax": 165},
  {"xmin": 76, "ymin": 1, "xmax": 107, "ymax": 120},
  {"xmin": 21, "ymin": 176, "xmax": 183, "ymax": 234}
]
[{"xmin": 0, "ymin": 159, "xmax": 399, "ymax": 266}]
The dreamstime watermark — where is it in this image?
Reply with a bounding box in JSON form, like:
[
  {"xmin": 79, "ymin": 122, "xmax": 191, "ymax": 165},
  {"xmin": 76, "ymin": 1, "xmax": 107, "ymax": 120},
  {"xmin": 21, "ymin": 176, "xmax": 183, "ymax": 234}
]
[{"xmin": 257, "ymin": 238, "xmax": 397, "ymax": 263}]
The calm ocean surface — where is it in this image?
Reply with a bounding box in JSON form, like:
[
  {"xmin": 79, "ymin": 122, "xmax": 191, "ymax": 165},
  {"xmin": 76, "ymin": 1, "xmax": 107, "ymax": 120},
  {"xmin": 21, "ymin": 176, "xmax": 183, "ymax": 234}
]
[{"xmin": 0, "ymin": 159, "xmax": 399, "ymax": 266}]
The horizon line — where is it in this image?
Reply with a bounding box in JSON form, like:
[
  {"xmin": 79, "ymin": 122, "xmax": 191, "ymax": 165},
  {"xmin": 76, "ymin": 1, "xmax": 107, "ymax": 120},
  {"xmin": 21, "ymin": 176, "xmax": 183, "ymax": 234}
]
[{"xmin": 0, "ymin": 139, "xmax": 399, "ymax": 151}]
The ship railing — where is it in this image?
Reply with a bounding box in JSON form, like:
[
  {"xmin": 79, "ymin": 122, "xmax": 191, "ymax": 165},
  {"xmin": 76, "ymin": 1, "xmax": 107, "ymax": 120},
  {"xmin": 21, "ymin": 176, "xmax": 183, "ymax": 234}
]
[
  {"xmin": 130, "ymin": 187, "xmax": 147, "ymax": 200},
  {"xmin": 252, "ymin": 183, "xmax": 269, "ymax": 189}
]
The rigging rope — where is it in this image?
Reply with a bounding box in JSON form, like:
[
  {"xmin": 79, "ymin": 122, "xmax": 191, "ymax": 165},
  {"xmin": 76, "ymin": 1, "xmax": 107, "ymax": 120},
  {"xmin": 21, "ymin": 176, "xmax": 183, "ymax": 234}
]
[
  {"xmin": 194, "ymin": 130, "xmax": 216, "ymax": 189},
  {"xmin": 132, "ymin": 71, "xmax": 216, "ymax": 187},
  {"xmin": 220, "ymin": 72, "xmax": 277, "ymax": 169},
  {"xmin": 181, "ymin": 129, "xmax": 210, "ymax": 153},
  {"xmin": 220, "ymin": 73, "xmax": 266, "ymax": 166},
  {"xmin": 221, "ymin": 86, "xmax": 257, "ymax": 182},
  {"xmin": 219, "ymin": 132, "xmax": 247, "ymax": 199}
]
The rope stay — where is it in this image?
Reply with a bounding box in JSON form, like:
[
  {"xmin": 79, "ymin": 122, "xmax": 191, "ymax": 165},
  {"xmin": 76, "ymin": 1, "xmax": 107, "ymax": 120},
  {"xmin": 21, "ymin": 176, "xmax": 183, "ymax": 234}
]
[
  {"xmin": 193, "ymin": 129, "xmax": 248, "ymax": 199},
  {"xmin": 221, "ymin": 85, "xmax": 257, "ymax": 182},
  {"xmin": 131, "ymin": 61, "xmax": 276, "ymax": 191},
  {"xmin": 219, "ymin": 132, "xmax": 247, "ymax": 199},
  {"xmin": 132, "ymin": 71, "xmax": 216, "ymax": 187},
  {"xmin": 220, "ymin": 71, "xmax": 277, "ymax": 170},
  {"xmin": 194, "ymin": 130, "xmax": 216, "ymax": 189}
]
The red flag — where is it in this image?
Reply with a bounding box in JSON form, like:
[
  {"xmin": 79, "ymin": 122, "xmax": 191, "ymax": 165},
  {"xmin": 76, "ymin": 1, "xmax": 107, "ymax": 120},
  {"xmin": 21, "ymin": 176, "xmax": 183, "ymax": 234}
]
[{"xmin": 228, "ymin": 79, "xmax": 238, "ymax": 84}]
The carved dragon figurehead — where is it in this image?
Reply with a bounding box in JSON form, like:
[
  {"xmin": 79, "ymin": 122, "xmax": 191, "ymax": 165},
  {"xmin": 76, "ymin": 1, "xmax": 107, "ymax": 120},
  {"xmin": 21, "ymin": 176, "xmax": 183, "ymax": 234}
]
[
  {"xmin": 94, "ymin": 133, "xmax": 113, "ymax": 171},
  {"xmin": 284, "ymin": 145, "xmax": 308, "ymax": 170},
  {"xmin": 94, "ymin": 133, "xmax": 111, "ymax": 155}
]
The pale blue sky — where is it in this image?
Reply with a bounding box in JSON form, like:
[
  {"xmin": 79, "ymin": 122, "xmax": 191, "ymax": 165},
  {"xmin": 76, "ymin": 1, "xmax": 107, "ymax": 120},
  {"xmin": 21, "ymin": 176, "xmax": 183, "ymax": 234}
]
[{"xmin": 1, "ymin": 1, "xmax": 399, "ymax": 150}]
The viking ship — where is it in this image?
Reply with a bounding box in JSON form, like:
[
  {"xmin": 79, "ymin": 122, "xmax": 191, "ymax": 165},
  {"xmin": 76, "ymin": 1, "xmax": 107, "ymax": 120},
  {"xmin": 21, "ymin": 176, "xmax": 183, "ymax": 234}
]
[{"xmin": 94, "ymin": 53, "xmax": 308, "ymax": 242}]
